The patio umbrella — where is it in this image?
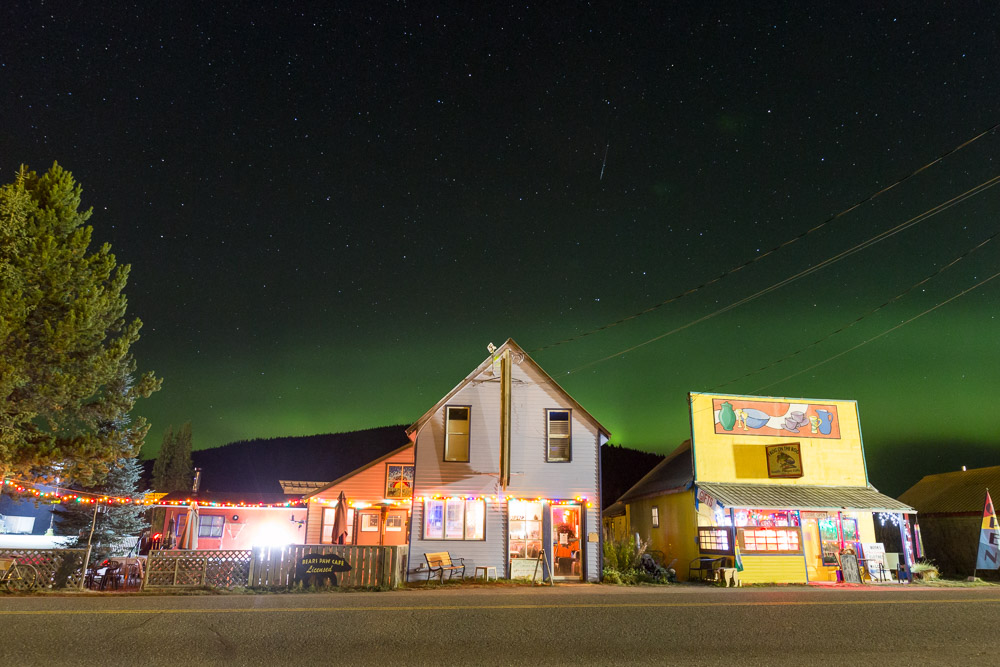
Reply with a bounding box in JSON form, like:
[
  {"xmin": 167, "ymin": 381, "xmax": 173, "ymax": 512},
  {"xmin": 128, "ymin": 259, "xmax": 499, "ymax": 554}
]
[
  {"xmin": 332, "ymin": 491, "xmax": 349, "ymax": 545},
  {"xmin": 179, "ymin": 503, "xmax": 199, "ymax": 550}
]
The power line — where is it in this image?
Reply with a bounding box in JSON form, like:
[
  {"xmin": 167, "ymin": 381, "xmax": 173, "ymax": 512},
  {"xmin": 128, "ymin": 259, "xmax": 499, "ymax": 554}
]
[
  {"xmin": 711, "ymin": 230, "xmax": 1000, "ymax": 390},
  {"xmin": 556, "ymin": 173, "xmax": 1000, "ymax": 375},
  {"xmin": 531, "ymin": 122, "xmax": 1000, "ymax": 355},
  {"xmin": 749, "ymin": 268, "xmax": 1000, "ymax": 394}
]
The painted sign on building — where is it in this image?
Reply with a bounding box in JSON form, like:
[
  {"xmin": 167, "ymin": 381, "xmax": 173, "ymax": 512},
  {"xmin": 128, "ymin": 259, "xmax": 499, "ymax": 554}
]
[
  {"xmin": 765, "ymin": 443, "xmax": 803, "ymax": 478},
  {"xmin": 713, "ymin": 398, "xmax": 841, "ymax": 439}
]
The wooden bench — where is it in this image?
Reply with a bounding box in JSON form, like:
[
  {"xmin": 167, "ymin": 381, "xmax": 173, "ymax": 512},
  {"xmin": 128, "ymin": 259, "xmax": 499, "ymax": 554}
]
[{"xmin": 424, "ymin": 552, "xmax": 466, "ymax": 582}]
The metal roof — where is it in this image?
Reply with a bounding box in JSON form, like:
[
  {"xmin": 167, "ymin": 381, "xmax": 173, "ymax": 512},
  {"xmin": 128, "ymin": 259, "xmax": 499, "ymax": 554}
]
[
  {"xmin": 618, "ymin": 442, "xmax": 694, "ymax": 504},
  {"xmin": 898, "ymin": 464, "xmax": 1000, "ymax": 514},
  {"xmin": 696, "ymin": 482, "xmax": 915, "ymax": 513}
]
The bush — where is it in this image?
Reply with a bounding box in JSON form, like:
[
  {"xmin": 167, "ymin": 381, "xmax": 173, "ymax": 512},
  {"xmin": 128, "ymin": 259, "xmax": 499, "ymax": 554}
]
[{"xmin": 911, "ymin": 560, "xmax": 939, "ymax": 581}]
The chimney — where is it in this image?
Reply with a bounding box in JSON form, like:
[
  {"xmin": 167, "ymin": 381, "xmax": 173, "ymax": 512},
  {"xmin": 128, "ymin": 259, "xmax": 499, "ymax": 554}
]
[{"xmin": 192, "ymin": 467, "xmax": 203, "ymax": 493}]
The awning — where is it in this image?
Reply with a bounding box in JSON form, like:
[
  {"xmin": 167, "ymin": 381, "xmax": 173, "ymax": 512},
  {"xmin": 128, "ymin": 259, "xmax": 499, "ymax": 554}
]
[{"xmin": 696, "ymin": 482, "xmax": 915, "ymax": 514}]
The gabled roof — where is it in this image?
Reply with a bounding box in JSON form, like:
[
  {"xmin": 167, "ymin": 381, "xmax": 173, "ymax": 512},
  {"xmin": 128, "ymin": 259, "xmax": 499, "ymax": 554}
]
[
  {"xmin": 697, "ymin": 482, "xmax": 914, "ymax": 513},
  {"xmin": 303, "ymin": 441, "xmax": 414, "ymax": 499},
  {"xmin": 618, "ymin": 441, "xmax": 694, "ymax": 504},
  {"xmin": 406, "ymin": 338, "xmax": 610, "ymax": 440},
  {"xmin": 899, "ymin": 464, "xmax": 1000, "ymax": 514}
]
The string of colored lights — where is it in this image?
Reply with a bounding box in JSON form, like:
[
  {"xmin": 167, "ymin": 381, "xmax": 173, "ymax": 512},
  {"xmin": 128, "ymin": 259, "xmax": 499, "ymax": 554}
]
[{"xmin": 1, "ymin": 478, "xmax": 307, "ymax": 508}]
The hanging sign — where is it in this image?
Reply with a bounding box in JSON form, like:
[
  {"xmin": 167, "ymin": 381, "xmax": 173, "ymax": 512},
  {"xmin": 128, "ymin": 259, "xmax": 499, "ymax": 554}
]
[
  {"xmin": 696, "ymin": 488, "xmax": 720, "ymax": 511},
  {"xmin": 295, "ymin": 552, "xmax": 352, "ymax": 585},
  {"xmin": 765, "ymin": 443, "xmax": 803, "ymax": 478}
]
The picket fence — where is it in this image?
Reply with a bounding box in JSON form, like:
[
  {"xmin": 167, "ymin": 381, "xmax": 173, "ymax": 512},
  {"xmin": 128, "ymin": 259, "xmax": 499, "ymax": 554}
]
[{"xmin": 143, "ymin": 544, "xmax": 408, "ymax": 590}]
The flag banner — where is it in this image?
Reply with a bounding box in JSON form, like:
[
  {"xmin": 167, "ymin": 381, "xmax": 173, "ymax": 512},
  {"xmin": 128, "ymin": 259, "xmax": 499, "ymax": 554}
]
[{"xmin": 975, "ymin": 490, "xmax": 999, "ymax": 570}]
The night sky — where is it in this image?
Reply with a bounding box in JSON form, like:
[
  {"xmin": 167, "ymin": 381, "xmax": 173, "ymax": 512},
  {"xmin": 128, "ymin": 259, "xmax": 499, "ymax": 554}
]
[{"xmin": 3, "ymin": 3, "xmax": 998, "ymax": 495}]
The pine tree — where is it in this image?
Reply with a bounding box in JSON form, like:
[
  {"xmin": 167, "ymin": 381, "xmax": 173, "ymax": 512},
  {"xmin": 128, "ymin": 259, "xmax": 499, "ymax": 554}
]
[
  {"xmin": 167, "ymin": 422, "xmax": 194, "ymax": 492},
  {"xmin": 151, "ymin": 422, "xmax": 193, "ymax": 492},
  {"xmin": 150, "ymin": 426, "xmax": 175, "ymax": 492},
  {"xmin": 54, "ymin": 456, "xmax": 150, "ymax": 561},
  {"xmin": 0, "ymin": 163, "xmax": 160, "ymax": 485}
]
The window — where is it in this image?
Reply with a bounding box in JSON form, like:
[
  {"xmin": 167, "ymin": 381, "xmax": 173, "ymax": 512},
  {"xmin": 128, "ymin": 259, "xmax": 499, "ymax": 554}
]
[
  {"xmin": 385, "ymin": 464, "xmax": 415, "ymax": 498},
  {"xmin": 320, "ymin": 506, "xmax": 355, "ymax": 544},
  {"xmin": 698, "ymin": 527, "xmax": 733, "ymax": 554},
  {"xmin": 651, "ymin": 506, "xmax": 659, "ymax": 528},
  {"xmin": 739, "ymin": 527, "xmax": 802, "ymax": 554},
  {"xmin": 546, "ymin": 409, "xmax": 571, "ymax": 461},
  {"xmin": 198, "ymin": 515, "xmax": 224, "ymax": 538},
  {"xmin": 444, "ymin": 406, "xmax": 470, "ymax": 462},
  {"xmin": 423, "ymin": 498, "xmax": 485, "ymax": 540}
]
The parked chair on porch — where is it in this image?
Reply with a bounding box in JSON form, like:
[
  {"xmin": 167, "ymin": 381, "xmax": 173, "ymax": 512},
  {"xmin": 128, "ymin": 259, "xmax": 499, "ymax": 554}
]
[{"xmin": 100, "ymin": 561, "xmax": 122, "ymax": 590}]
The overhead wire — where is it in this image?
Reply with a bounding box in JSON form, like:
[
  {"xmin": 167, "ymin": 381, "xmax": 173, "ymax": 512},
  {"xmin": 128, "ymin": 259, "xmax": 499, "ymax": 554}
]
[
  {"xmin": 530, "ymin": 122, "xmax": 1000, "ymax": 355},
  {"xmin": 748, "ymin": 268, "xmax": 1000, "ymax": 394},
  {"xmin": 710, "ymin": 229, "xmax": 1000, "ymax": 391},
  {"xmin": 556, "ymin": 173, "xmax": 1000, "ymax": 375}
]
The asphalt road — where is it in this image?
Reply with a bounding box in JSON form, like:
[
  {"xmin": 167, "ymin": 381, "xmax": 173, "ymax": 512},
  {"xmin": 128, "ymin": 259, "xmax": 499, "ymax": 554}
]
[{"xmin": 1, "ymin": 584, "xmax": 997, "ymax": 666}]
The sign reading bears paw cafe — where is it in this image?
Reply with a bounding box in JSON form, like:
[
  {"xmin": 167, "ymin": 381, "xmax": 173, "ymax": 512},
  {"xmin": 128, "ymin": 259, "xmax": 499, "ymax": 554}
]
[{"xmin": 295, "ymin": 552, "xmax": 352, "ymax": 584}]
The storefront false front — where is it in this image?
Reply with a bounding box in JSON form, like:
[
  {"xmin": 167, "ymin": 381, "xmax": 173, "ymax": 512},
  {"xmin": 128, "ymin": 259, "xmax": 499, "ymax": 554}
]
[
  {"xmin": 698, "ymin": 503, "xmax": 880, "ymax": 583},
  {"xmin": 508, "ymin": 499, "xmax": 583, "ymax": 580}
]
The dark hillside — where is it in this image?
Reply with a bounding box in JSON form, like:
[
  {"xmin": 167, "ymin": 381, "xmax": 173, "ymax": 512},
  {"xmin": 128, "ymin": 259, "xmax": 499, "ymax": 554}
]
[
  {"xmin": 144, "ymin": 425, "xmax": 410, "ymax": 495},
  {"xmin": 601, "ymin": 444, "xmax": 665, "ymax": 509}
]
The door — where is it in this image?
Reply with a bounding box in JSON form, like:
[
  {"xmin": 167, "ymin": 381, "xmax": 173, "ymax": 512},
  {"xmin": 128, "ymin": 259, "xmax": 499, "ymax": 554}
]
[
  {"xmin": 355, "ymin": 509, "xmax": 382, "ymax": 545},
  {"xmin": 382, "ymin": 509, "xmax": 409, "ymax": 545},
  {"xmin": 551, "ymin": 504, "xmax": 582, "ymax": 580}
]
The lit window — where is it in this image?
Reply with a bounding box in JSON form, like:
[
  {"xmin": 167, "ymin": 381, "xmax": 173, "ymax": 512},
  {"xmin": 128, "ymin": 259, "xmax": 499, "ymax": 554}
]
[
  {"xmin": 445, "ymin": 406, "xmax": 470, "ymax": 462},
  {"xmin": 651, "ymin": 506, "xmax": 660, "ymax": 528},
  {"xmin": 546, "ymin": 409, "xmax": 571, "ymax": 461},
  {"xmin": 424, "ymin": 499, "xmax": 485, "ymax": 540},
  {"xmin": 697, "ymin": 527, "xmax": 732, "ymax": 553},
  {"xmin": 320, "ymin": 507, "xmax": 355, "ymax": 544},
  {"xmin": 739, "ymin": 527, "xmax": 802, "ymax": 554},
  {"xmin": 197, "ymin": 515, "xmax": 224, "ymax": 538}
]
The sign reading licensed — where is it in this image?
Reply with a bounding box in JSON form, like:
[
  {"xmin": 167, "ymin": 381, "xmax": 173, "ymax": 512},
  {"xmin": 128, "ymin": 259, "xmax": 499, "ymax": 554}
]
[{"xmin": 295, "ymin": 552, "xmax": 352, "ymax": 585}]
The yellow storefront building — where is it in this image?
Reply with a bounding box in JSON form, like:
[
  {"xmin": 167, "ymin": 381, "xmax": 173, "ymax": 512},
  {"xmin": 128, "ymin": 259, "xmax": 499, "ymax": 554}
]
[{"xmin": 618, "ymin": 392, "xmax": 915, "ymax": 583}]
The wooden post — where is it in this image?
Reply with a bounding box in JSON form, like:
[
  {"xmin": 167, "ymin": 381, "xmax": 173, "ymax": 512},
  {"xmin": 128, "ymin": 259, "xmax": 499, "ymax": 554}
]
[{"xmin": 78, "ymin": 502, "xmax": 101, "ymax": 589}]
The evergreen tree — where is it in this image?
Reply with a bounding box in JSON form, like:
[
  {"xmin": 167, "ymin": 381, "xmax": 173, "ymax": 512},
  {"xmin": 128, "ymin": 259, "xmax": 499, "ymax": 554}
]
[
  {"xmin": 168, "ymin": 422, "xmax": 194, "ymax": 491},
  {"xmin": 0, "ymin": 163, "xmax": 160, "ymax": 485},
  {"xmin": 151, "ymin": 422, "xmax": 193, "ymax": 492},
  {"xmin": 150, "ymin": 426, "xmax": 175, "ymax": 492},
  {"xmin": 54, "ymin": 456, "xmax": 149, "ymax": 561}
]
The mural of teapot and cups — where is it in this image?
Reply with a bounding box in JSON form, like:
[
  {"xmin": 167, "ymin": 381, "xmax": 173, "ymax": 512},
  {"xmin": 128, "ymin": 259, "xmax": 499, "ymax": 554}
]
[{"xmin": 718, "ymin": 401, "xmax": 834, "ymax": 435}]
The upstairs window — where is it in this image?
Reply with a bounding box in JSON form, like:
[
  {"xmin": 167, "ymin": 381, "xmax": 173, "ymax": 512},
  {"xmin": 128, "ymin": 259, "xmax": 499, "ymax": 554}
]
[
  {"xmin": 444, "ymin": 406, "xmax": 470, "ymax": 462},
  {"xmin": 546, "ymin": 409, "xmax": 572, "ymax": 461}
]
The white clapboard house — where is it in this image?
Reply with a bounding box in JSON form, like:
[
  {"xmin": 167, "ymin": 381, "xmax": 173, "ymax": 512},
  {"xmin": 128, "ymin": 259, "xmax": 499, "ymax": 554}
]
[{"xmin": 405, "ymin": 339, "xmax": 610, "ymax": 582}]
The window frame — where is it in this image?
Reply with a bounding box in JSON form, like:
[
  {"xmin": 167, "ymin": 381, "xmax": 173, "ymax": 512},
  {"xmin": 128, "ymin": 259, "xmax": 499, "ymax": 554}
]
[
  {"xmin": 320, "ymin": 506, "xmax": 355, "ymax": 544},
  {"xmin": 385, "ymin": 463, "xmax": 415, "ymax": 499},
  {"xmin": 197, "ymin": 514, "xmax": 225, "ymax": 538},
  {"xmin": 444, "ymin": 405, "xmax": 472, "ymax": 462},
  {"xmin": 651, "ymin": 506, "xmax": 659, "ymax": 529},
  {"xmin": 545, "ymin": 408, "xmax": 572, "ymax": 462},
  {"xmin": 697, "ymin": 526, "xmax": 734, "ymax": 554},
  {"xmin": 423, "ymin": 498, "xmax": 486, "ymax": 541},
  {"xmin": 737, "ymin": 526, "xmax": 803, "ymax": 555}
]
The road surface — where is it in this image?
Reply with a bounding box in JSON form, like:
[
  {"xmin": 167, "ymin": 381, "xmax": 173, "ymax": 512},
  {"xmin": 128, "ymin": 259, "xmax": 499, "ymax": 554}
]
[{"xmin": 1, "ymin": 584, "xmax": 997, "ymax": 666}]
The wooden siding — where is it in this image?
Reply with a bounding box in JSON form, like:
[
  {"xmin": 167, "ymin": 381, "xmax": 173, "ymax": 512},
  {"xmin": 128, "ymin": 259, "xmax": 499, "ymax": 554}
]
[
  {"xmin": 738, "ymin": 555, "xmax": 808, "ymax": 584},
  {"xmin": 626, "ymin": 490, "xmax": 698, "ymax": 580},
  {"xmin": 409, "ymin": 352, "xmax": 604, "ymax": 582},
  {"xmin": 407, "ymin": 498, "xmax": 505, "ymax": 581},
  {"xmin": 305, "ymin": 445, "xmax": 414, "ymax": 544}
]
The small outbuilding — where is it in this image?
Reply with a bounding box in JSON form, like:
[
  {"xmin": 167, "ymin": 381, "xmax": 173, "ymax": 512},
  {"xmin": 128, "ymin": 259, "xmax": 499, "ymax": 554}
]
[{"xmin": 898, "ymin": 464, "xmax": 1000, "ymax": 579}]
